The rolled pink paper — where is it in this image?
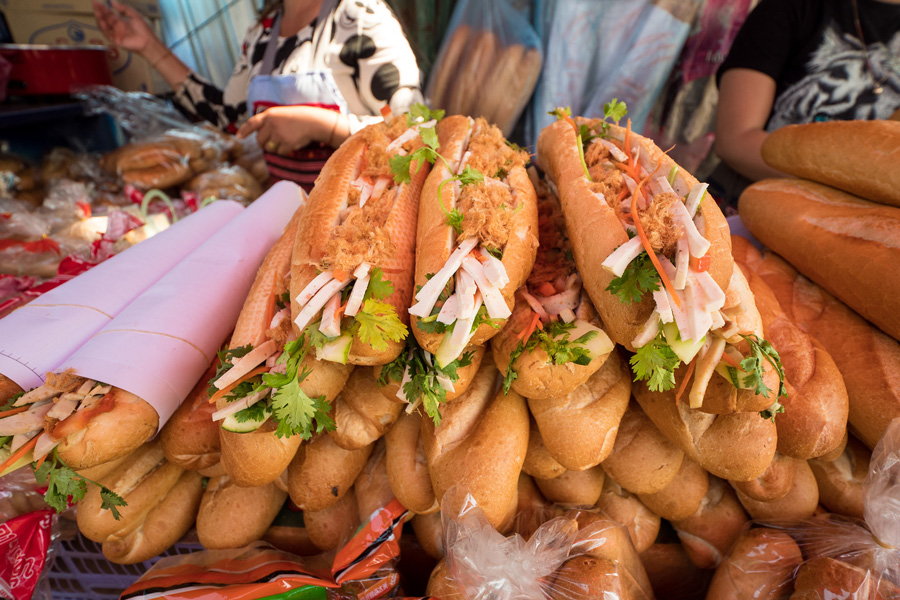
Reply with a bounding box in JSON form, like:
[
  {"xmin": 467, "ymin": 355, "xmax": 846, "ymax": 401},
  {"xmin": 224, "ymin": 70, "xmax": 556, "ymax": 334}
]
[
  {"xmin": 0, "ymin": 201, "xmax": 244, "ymax": 391},
  {"xmin": 65, "ymin": 181, "xmax": 306, "ymax": 429}
]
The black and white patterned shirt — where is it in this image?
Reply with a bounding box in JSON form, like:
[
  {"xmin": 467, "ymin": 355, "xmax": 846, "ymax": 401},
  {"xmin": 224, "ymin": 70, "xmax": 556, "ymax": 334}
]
[{"xmin": 172, "ymin": 0, "xmax": 423, "ymax": 134}]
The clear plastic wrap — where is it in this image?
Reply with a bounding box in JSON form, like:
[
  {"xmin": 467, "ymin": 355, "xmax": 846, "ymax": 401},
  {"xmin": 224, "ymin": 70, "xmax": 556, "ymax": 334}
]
[
  {"xmin": 75, "ymin": 85, "xmax": 195, "ymax": 143},
  {"xmin": 425, "ymin": 0, "xmax": 542, "ymax": 136},
  {"xmin": 434, "ymin": 488, "xmax": 654, "ymax": 600},
  {"xmin": 0, "ymin": 468, "xmax": 59, "ymax": 600},
  {"xmin": 708, "ymin": 418, "xmax": 900, "ymax": 600}
]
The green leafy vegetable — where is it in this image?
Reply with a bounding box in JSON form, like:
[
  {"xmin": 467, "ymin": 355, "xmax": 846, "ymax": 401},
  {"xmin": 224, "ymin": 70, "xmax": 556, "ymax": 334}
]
[
  {"xmin": 232, "ymin": 401, "xmax": 270, "ymax": 423},
  {"xmin": 353, "ymin": 298, "xmax": 408, "ymax": 352},
  {"xmin": 502, "ymin": 321, "xmax": 598, "ymax": 394},
  {"xmin": 34, "ymin": 453, "xmax": 126, "ymax": 519},
  {"xmin": 603, "ymin": 98, "xmax": 628, "ymax": 124},
  {"xmin": 437, "ymin": 164, "xmax": 485, "ymax": 235},
  {"xmin": 606, "ymin": 252, "xmax": 661, "ymax": 304},
  {"xmin": 390, "ymin": 146, "xmax": 438, "ymax": 185},
  {"xmin": 630, "ymin": 332, "xmax": 681, "ymax": 392},
  {"xmin": 736, "ymin": 334, "xmax": 788, "ymax": 399},
  {"xmin": 263, "ymin": 338, "xmax": 333, "ymax": 439},
  {"xmin": 760, "ymin": 400, "xmax": 785, "ymax": 422},
  {"xmin": 407, "ymin": 104, "xmax": 445, "ymax": 126},
  {"xmin": 208, "ymin": 345, "xmax": 253, "ymax": 397},
  {"xmin": 364, "ymin": 267, "xmax": 394, "ymax": 301}
]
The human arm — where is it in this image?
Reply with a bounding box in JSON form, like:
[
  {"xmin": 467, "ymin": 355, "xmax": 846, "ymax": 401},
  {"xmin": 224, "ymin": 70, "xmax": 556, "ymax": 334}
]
[
  {"xmin": 715, "ymin": 69, "xmax": 787, "ymax": 182},
  {"xmin": 236, "ymin": 106, "xmax": 351, "ymax": 154}
]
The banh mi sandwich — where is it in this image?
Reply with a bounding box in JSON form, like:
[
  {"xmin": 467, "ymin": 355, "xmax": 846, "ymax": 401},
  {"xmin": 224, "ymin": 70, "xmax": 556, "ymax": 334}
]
[
  {"xmin": 491, "ymin": 173, "xmax": 615, "ymax": 399},
  {"xmin": 407, "ymin": 114, "xmax": 539, "ymax": 368},
  {"xmin": 289, "ymin": 105, "xmax": 439, "ymax": 367},
  {"xmin": 374, "ymin": 335, "xmax": 486, "ymax": 425},
  {"xmin": 207, "ymin": 206, "xmax": 351, "ymax": 487},
  {"xmin": 536, "ymin": 102, "xmax": 786, "ymax": 412}
]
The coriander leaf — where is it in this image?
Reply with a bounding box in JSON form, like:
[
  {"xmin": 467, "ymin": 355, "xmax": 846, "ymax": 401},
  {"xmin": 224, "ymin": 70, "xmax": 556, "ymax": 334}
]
[
  {"xmin": 739, "ymin": 334, "xmax": 788, "ymax": 399},
  {"xmin": 603, "ymin": 98, "xmax": 628, "ymax": 124},
  {"xmin": 100, "ymin": 488, "xmax": 127, "ymax": 520},
  {"xmin": 760, "ymin": 400, "xmax": 785, "ymax": 422},
  {"xmin": 364, "ymin": 268, "xmax": 394, "ymax": 301},
  {"xmin": 407, "ymin": 104, "xmax": 445, "ymax": 126},
  {"xmin": 630, "ymin": 332, "xmax": 680, "ymax": 392},
  {"xmin": 390, "ymin": 337, "xmax": 473, "ymax": 425},
  {"xmin": 606, "ymin": 252, "xmax": 660, "ymax": 304},
  {"xmin": 275, "ymin": 291, "xmax": 291, "ymax": 311},
  {"xmin": 419, "ymin": 126, "xmax": 440, "ymax": 151},
  {"xmin": 470, "ymin": 304, "xmax": 503, "ymax": 332},
  {"xmin": 456, "ymin": 165, "xmax": 484, "ymax": 187},
  {"xmin": 354, "ymin": 298, "xmax": 408, "ymax": 351},
  {"xmin": 270, "ymin": 377, "xmax": 333, "ymax": 438},
  {"xmin": 233, "ymin": 401, "xmax": 270, "ymax": 423},
  {"xmin": 35, "ymin": 454, "xmax": 127, "ymax": 519},
  {"xmin": 548, "ymin": 107, "xmax": 572, "ymax": 119},
  {"xmin": 377, "ymin": 350, "xmax": 407, "ymax": 386},
  {"xmin": 0, "ymin": 391, "xmax": 23, "ymax": 413},
  {"xmin": 503, "ymin": 341, "xmax": 527, "ymax": 394},
  {"xmin": 416, "ymin": 315, "xmax": 449, "ymax": 334},
  {"xmin": 390, "ymin": 146, "xmax": 436, "ymax": 184},
  {"xmin": 484, "ymin": 246, "xmax": 503, "ymax": 259}
]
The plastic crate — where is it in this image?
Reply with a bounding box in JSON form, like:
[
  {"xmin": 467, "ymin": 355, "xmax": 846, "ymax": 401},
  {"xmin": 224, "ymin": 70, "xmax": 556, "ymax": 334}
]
[{"xmin": 48, "ymin": 533, "xmax": 204, "ymax": 600}]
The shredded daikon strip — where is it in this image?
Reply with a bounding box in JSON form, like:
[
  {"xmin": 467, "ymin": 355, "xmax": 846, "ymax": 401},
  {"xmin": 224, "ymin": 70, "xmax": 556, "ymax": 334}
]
[
  {"xmin": 319, "ymin": 293, "xmax": 343, "ymax": 337},
  {"xmin": 386, "ymin": 128, "xmax": 420, "ymax": 153},
  {"xmin": 409, "ymin": 238, "xmax": 479, "ymax": 318},
  {"xmin": 370, "ymin": 177, "xmax": 391, "ymax": 202},
  {"xmin": 456, "ymin": 269, "xmax": 477, "ymax": 319},
  {"xmin": 436, "ymin": 374, "xmax": 455, "ymax": 393}
]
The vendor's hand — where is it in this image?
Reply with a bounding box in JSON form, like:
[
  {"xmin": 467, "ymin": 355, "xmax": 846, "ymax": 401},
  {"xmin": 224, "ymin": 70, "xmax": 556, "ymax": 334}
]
[
  {"xmin": 93, "ymin": 0, "xmax": 160, "ymax": 54},
  {"xmin": 237, "ymin": 106, "xmax": 339, "ymax": 155}
]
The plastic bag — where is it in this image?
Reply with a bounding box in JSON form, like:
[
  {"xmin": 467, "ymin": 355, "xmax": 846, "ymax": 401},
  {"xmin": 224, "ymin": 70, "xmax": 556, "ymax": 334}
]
[
  {"xmin": 528, "ymin": 0, "xmax": 701, "ymax": 145},
  {"xmin": 709, "ymin": 418, "xmax": 900, "ymax": 599},
  {"xmin": 75, "ymin": 85, "xmax": 195, "ymax": 144},
  {"xmin": 426, "ymin": 0, "xmax": 542, "ymax": 136},
  {"xmin": 435, "ymin": 488, "xmax": 654, "ymax": 600},
  {"xmin": 0, "ymin": 468, "xmax": 59, "ymax": 600}
]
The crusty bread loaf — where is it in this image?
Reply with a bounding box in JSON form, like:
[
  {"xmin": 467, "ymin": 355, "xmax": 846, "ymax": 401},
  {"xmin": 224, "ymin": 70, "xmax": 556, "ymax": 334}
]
[
  {"xmin": 633, "ymin": 370, "xmax": 777, "ymax": 481},
  {"xmin": 671, "ymin": 477, "xmax": 749, "ymax": 570},
  {"xmin": 412, "ymin": 511, "xmax": 444, "ymax": 560},
  {"xmin": 600, "ymin": 400, "xmax": 684, "ymax": 494},
  {"xmin": 161, "ymin": 363, "xmax": 220, "ymax": 472},
  {"xmin": 761, "ymin": 120, "xmax": 900, "ymax": 208},
  {"xmin": 744, "ymin": 247, "xmax": 900, "ymax": 450},
  {"xmin": 523, "ymin": 416, "xmax": 567, "ymax": 479},
  {"xmin": 0, "ymin": 374, "xmax": 23, "ymax": 404},
  {"xmin": 809, "ymin": 435, "xmax": 870, "ymax": 519},
  {"xmin": 739, "ymin": 178, "xmax": 900, "ymax": 341},
  {"xmin": 304, "ymin": 491, "xmax": 359, "ymax": 551},
  {"xmin": 384, "ymin": 411, "xmax": 438, "ymax": 514},
  {"xmin": 732, "ymin": 237, "xmax": 849, "ymax": 460},
  {"xmin": 429, "ymin": 25, "xmax": 469, "ymax": 110},
  {"xmin": 196, "ymin": 476, "xmax": 286, "ymax": 549},
  {"xmin": 534, "ymin": 465, "xmax": 606, "ymax": 507},
  {"xmin": 706, "ymin": 527, "xmax": 803, "ymax": 600},
  {"xmin": 353, "ymin": 442, "xmax": 394, "ymax": 521},
  {"xmin": 426, "ymin": 559, "xmax": 465, "ymax": 600},
  {"xmin": 447, "ymin": 29, "xmax": 498, "ymax": 117},
  {"xmin": 101, "ymin": 469, "xmax": 203, "ymax": 564},
  {"xmin": 287, "ymin": 434, "xmax": 373, "ymax": 511},
  {"xmin": 422, "ymin": 362, "xmax": 529, "ymax": 530},
  {"xmin": 536, "ymin": 118, "xmax": 732, "ymax": 351},
  {"xmin": 639, "ymin": 543, "xmax": 713, "ymax": 600},
  {"xmin": 527, "ymin": 350, "xmax": 631, "ymax": 471},
  {"xmin": 734, "ymin": 457, "xmax": 818, "ymax": 520},
  {"xmin": 731, "ymin": 452, "xmax": 795, "ymax": 502},
  {"xmin": 637, "ymin": 458, "xmax": 709, "ymax": 521},
  {"xmin": 596, "ymin": 478, "xmax": 660, "ymax": 554},
  {"xmin": 328, "ymin": 368, "xmax": 402, "ymax": 451},
  {"xmin": 491, "ymin": 48, "xmax": 543, "ymax": 137},
  {"xmin": 791, "ymin": 556, "xmax": 900, "ymax": 600}
]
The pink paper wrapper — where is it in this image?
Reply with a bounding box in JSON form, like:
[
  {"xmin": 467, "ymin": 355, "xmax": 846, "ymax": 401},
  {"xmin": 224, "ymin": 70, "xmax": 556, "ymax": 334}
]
[
  {"xmin": 0, "ymin": 201, "xmax": 244, "ymax": 391},
  {"xmin": 65, "ymin": 181, "xmax": 306, "ymax": 429}
]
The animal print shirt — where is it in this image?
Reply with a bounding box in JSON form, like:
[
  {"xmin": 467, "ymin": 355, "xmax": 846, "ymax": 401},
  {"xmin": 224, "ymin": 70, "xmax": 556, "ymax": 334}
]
[
  {"xmin": 718, "ymin": 0, "xmax": 900, "ymax": 130},
  {"xmin": 172, "ymin": 0, "xmax": 422, "ymax": 134}
]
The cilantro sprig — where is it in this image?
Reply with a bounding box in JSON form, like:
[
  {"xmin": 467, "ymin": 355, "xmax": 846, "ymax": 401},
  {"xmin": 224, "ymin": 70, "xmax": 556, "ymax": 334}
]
[
  {"xmin": 503, "ymin": 321, "xmax": 598, "ymax": 393},
  {"xmin": 263, "ymin": 338, "xmax": 334, "ymax": 439},
  {"xmin": 630, "ymin": 331, "xmax": 681, "ymax": 392},
  {"xmin": 599, "ymin": 98, "xmax": 627, "ymax": 136},
  {"xmin": 726, "ymin": 334, "xmax": 788, "ymax": 403},
  {"xmin": 407, "ymin": 104, "xmax": 445, "ymax": 126},
  {"xmin": 437, "ymin": 165, "xmax": 483, "ymax": 235},
  {"xmin": 606, "ymin": 251, "xmax": 660, "ymax": 304},
  {"xmin": 208, "ymin": 345, "xmax": 252, "ymax": 397},
  {"xmin": 34, "ymin": 453, "xmax": 127, "ymax": 519},
  {"xmin": 348, "ymin": 267, "xmax": 407, "ymax": 352},
  {"xmin": 377, "ymin": 338, "xmax": 473, "ymax": 425}
]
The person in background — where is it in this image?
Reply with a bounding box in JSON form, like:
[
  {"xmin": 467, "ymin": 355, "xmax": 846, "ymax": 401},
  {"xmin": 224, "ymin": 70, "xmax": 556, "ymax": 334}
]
[
  {"xmin": 93, "ymin": 0, "xmax": 423, "ymax": 191},
  {"xmin": 711, "ymin": 0, "xmax": 900, "ymax": 211}
]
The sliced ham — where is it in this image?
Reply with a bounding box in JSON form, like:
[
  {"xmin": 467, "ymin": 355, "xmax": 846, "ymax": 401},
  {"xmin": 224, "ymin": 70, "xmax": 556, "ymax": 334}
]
[
  {"xmin": 461, "ymin": 257, "xmax": 510, "ymax": 319},
  {"xmin": 437, "ymin": 293, "xmax": 460, "ymax": 325},
  {"xmin": 655, "ymin": 176, "xmax": 676, "ymax": 196},
  {"xmin": 294, "ymin": 277, "xmax": 351, "ymax": 332},
  {"xmin": 479, "ymin": 248, "xmax": 509, "ymax": 288},
  {"xmin": 297, "ymin": 271, "xmax": 334, "ymax": 307},
  {"xmin": 456, "ymin": 270, "xmax": 477, "ymax": 319},
  {"xmin": 75, "ymin": 379, "xmax": 96, "ymax": 396},
  {"xmin": 212, "ymin": 388, "xmax": 270, "ymax": 422},
  {"xmin": 319, "ymin": 293, "xmax": 343, "ymax": 338},
  {"xmin": 409, "ymin": 238, "xmax": 479, "ymax": 318},
  {"xmin": 653, "ymin": 288, "xmax": 674, "ymax": 324},
  {"xmin": 693, "ymin": 271, "xmax": 727, "ymax": 313},
  {"xmin": 270, "ymin": 307, "xmax": 289, "ymax": 330},
  {"xmin": 535, "ymin": 286, "xmax": 581, "ymax": 317},
  {"xmin": 632, "ymin": 311, "xmax": 661, "ymax": 348},
  {"xmin": 10, "ymin": 431, "xmax": 38, "ymax": 453},
  {"xmin": 710, "ymin": 310, "xmax": 725, "ymax": 330},
  {"xmin": 344, "ymin": 274, "xmax": 370, "ymax": 318},
  {"xmin": 396, "ymin": 362, "xmax": 413, "ymax": 403},
  {"xmin": 214, "ymin": 339, "xmax": 279, "ymax": 391},
  {"xmin": 521, "ymin": 290, "xmax": 550, "ymax": 322},
  {"xmin": 386, "ymin": 128, "xmax": 420, "ymax": 153},
  {"xmin": 0, "ymin": 402, "xmax": 53, "ymax": 436},
  {"xmin": 599, "ymin": 138, "xmax": 629, "ymax": 163},
  {"xmin": 14, "ymin": 385, "xmax": 59, "ymax": 407},
  {"xmin": 674, "ymin": 237, "xmax": 689, "ymax": 291},
  {"xmin": 689, "ymin": 335, "xmax": 726, "ymax": 409},
  {"xmin": 370, "ymin": 177, "xmax": 391, "ymax": 202},
  {"xmin": 671, "ymin": 200, "xmax": 711, "ymax": 258},
  {"xmin": 47, "ymin": 395, "xmax": 80, "ymax": 422},
  {"xmin": 602, "ymin": 236, "xmax": 644, "ymax": 277},
  {"xmin": 684, "ymin": 280, "xmax": 713, "ymax": 342},
  {"xmin": 33, "ymin": 433, "xmax": 60, "ymax": 461},
  {"xmin": 457, "ymin": 151, "xmax": 472, "ymax": 175},
  {"xmin": 358, "ymin": 181, "xmax": 374, "ymax": 208},
  {"xmin": 685, "ymin": 183, "xmax": 708, "ymax": 217}
]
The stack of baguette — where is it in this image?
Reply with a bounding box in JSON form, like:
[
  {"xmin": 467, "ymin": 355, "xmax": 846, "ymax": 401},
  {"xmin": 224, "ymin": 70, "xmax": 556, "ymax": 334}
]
[
  {"xmin": 59, "ymin": 113, "xmax": 897, "ymax": 597},
  {"xmin": 427, "ymin": 24, "xmax": 542, "ymax": 136}
]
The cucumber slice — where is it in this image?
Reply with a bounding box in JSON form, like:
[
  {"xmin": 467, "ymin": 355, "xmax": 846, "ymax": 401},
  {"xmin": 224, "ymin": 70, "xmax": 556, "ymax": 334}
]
[
  {"xmin": 222, "ymin": 409, "xmax": 270, "ymax": 433},
  {"xmin": 435, "ymin": 328, "xmax": 467, "ymax": 369},
  {"xmin": 567, "ymin": 320, "xmax": 615, "ymax": 359},
  {"xmin": 316, "ymin": 333, "xmax": 353, "ymax": 364},
  {"xmin": 661, "ymin": 322, "xmax": 705, "ymax": 364}
]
